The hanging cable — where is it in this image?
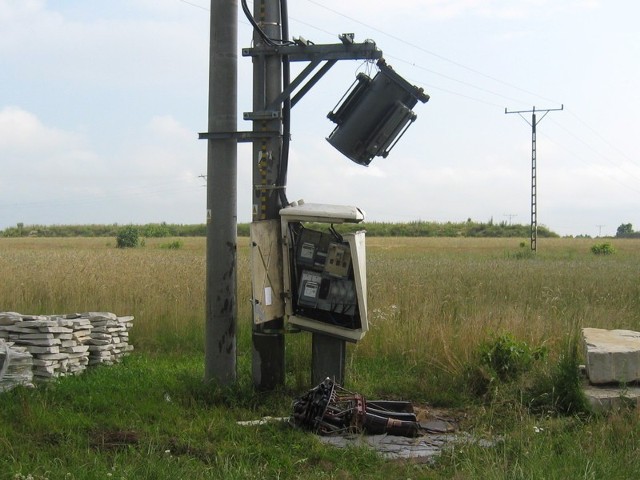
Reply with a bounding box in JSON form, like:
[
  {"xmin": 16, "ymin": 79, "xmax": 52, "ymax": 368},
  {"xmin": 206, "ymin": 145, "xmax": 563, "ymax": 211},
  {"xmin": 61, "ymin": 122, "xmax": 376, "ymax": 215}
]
[
  {"xmin": 278, "ymin": 0, "xmax": 291, "ymax": 207},
  {"xmin": 241, "ymin": 0, "xmax": 295, "ymax": 47},
  {"xmin": 241, "ymin": 0, "xmax": 275, "ymax": 46}
]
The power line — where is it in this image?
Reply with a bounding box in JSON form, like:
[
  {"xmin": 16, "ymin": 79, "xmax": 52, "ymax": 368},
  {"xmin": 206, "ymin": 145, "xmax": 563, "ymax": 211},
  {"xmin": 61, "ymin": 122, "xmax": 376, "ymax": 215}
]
[
  {"xmin": 179, "ymin": 0, "xmax": 637, "ymax": 225},
  {"xmin": 537, "ymin": 130, "xmax": 640, "ymax": 196},
  {"xmin": 305, "ymin": 0, "xmax": 561, "ymax": 106},
  {"xmin": 383, "ymin": 54, "xmax": 525, "ymax": 107},
  {"xmin": 566, "ymin": 107, "xmax": 640, "ymax": 169},
  {"xmin": 177, "ymin": 0, "xmax": 209, "ymax": 11}
]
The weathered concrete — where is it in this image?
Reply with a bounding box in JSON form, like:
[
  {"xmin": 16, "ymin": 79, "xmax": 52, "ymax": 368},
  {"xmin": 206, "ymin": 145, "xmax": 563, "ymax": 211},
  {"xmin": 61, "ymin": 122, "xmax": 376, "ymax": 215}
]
[
  {"xmin": 583, "ymin": 383, "xmax": 640, "ymax": 412},
  {"xmin": 582, "ymin": 328, "xmax": 640, "ymax": 385}
]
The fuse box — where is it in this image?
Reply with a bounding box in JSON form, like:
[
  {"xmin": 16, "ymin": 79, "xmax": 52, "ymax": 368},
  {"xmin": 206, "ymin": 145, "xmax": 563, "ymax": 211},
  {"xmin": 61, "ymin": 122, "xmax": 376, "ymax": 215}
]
[{"xmin": 280, "ymin": 202, "xmax": 368, "ymax": 342}]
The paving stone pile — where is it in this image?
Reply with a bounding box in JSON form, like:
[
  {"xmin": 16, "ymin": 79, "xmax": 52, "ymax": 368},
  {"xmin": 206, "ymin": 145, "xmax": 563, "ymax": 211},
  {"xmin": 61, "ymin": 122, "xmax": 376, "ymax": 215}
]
[
  {"xmin": 0, "ymin": 312, "xmax": 133, "ymax": 385},
  {"xmin": 0, "ymin": 338, "xmax": 34, "ymax": 392},
  {"xmin": 86, "ymin": 312, "xmax": 134, "ymax": 366}
]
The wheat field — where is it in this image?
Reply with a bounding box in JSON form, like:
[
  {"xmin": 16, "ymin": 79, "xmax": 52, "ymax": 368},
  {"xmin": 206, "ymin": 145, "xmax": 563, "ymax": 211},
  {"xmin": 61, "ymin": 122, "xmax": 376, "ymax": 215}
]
[{"xmin": 1, "ymin": 236, "xmax": 638, "ymax": 372}]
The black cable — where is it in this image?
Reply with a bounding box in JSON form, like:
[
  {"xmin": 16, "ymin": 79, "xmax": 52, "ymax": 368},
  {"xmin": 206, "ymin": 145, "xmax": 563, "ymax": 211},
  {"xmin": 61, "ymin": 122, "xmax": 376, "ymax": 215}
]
[
  {"xmin": 241, "ymin": 0, "xmax": 292, "ymax": 207},
  {"xmin": 329, "ymin": 224, "xmax": 343, "ymax": 243},
  {"xmin": 278, "ymin": 0, "xmax": 291, "ymax": 207},
  {"xmin": 241, "ymin": 0, "xmax": 276, "ymax": 46}
]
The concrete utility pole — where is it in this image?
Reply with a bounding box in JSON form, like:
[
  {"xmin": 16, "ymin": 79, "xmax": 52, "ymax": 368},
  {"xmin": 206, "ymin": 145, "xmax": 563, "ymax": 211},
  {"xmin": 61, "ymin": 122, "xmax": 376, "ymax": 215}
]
[
  {"xmin": 250, "ymin": 0, "xmax": 286, "ymax": 390},
  {"xmin": 203, "ymin": 0, "xmax": 238, "ymax": 385},
  {"xmin": 205, "ymin": 0, "xmax": 388, "ymax": 390},
  {"xmin": 505, "ymin": 105, "xmax": 563, "ymax": 252}
]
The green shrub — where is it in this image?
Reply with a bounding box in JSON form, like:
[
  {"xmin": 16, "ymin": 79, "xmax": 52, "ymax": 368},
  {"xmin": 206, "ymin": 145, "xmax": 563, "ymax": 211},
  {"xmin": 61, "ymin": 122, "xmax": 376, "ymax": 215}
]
[
  {"xmin": 591, "ymin": 242, "xmax": 615, "ymax": 255},
  {"xmin": 116, "ymin": 225, "xmax": 140, "ymax": 248},
  {"xmin": 479, "ymin": 333, "xmax": 547, "ymax": 383},
  {"xmin": 142, "ymin": 222, "xmax": 171, "ymax": 238},
  {"xmin": 160, "ymin": 240, "xmax": 183, "ymax": 250},
  {"xmin": 525, "ymin": 338, "xmax": 591, "ymax": 415}
]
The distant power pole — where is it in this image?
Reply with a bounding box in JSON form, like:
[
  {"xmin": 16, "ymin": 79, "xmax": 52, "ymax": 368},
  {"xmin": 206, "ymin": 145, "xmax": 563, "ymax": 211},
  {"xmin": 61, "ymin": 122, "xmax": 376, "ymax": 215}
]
[
  {"xmin": 596, "ymin": 225, "xmax": 605, "ymax": 237},
  {"xmin": 503, "ymin": 213, "xmax": 517, "ymax": 225},
  {"xmin": 505, "ymin": 105, "xmax": 563, "ymax": 252}
]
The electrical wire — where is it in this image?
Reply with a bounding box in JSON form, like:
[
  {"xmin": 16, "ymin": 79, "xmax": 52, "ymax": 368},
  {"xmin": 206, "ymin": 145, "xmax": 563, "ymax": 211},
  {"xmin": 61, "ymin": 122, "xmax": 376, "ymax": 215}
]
[
  {"xmin": 278, "ymin": 0, "xmax": 291, "ymax": 207},
  {"xmin": 304, "ymin": 0, "xmax": 561, "ymax": 106},
  {"xmin": 180, "ymin": 0, "xmax": 638, "ymax": 210},
  {"xmin": 241, "ymin": 0, "xmax": 295, "ymax": 47}
]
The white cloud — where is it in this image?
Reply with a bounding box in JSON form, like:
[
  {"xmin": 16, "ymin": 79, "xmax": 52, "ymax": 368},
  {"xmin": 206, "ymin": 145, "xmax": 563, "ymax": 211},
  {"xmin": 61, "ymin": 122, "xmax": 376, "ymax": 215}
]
[
  {"xmin": 147, "ymin": 115, "xmax": 195, "ymax": 143},
  {"xmin": 297, "ymin": 0, "xmax": 601, "ymax": 23},
  {"xmin": 0, "ymin": 106, "xmax": 83, "ymax": 154},
  {"xmin": 0, "ymin": 107, "xmax": 206, "ymax": 227},
  {"xmin": 0, "ymin": 0, "xmax": 208, "ymax": 90}
]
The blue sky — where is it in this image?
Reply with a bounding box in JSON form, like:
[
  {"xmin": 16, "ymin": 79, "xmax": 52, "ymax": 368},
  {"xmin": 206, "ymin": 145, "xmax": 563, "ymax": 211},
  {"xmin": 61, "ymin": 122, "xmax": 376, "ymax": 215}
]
[{"xmin": 1, "ymin": 0, "xmax": 638, "ymax": 236}]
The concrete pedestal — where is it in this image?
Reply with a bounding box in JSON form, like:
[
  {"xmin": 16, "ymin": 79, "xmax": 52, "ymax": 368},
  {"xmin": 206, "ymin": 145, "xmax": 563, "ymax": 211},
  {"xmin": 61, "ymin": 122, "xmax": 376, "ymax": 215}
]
[{"xmin": 582, "ymin": 328, "xmax": 640, "ymax": 385}]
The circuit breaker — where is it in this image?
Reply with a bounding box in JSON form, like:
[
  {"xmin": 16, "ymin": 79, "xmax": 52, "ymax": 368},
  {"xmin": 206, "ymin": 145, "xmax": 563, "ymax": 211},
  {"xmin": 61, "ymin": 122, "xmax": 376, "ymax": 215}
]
[{"xmin": 280, "ymin": 202, "xmax": 368, "ymax": 342}]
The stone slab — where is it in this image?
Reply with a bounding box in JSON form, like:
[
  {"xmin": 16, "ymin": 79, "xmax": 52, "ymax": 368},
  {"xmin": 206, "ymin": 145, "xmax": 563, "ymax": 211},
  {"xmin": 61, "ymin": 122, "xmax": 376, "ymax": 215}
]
[
  {"xmin": 582, "ymin": 328, "xmax": 640, "ymax": 384},
  {"xmin": 583, "ymin": 384, "xmax": 640, "ymax": 412}
]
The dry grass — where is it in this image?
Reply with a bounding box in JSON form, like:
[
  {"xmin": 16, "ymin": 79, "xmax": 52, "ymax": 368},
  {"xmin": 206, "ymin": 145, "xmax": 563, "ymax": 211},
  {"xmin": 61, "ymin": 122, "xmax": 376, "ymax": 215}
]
[
  {"xmin": 1, "ymin": 236, "xmax": 638, "ymax": 370},
  {"xmin": 363, "ymin": 237, "xmax": 640, "ymax": 375}
]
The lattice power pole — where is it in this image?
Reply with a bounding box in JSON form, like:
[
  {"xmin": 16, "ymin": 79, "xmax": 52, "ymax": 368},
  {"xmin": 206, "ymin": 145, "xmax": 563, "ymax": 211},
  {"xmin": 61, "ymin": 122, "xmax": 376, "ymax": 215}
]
[{"xmin": 505, "ymin": 105, "xmax": 563, "ymax": 252}]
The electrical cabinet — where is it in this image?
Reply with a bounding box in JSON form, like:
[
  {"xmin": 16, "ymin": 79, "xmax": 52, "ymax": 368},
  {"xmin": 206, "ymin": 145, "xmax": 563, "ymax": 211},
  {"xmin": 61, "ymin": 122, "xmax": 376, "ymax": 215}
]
[{"xmin": 280, "ymin": 202, "xmax": 368, "ymax": 342}]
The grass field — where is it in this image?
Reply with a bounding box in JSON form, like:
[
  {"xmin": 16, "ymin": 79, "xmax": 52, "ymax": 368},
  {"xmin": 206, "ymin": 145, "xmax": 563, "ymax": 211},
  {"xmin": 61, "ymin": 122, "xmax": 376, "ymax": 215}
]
[{"xmin": 1, "ymin": 236, "xmax": 639, "ymax": 479}]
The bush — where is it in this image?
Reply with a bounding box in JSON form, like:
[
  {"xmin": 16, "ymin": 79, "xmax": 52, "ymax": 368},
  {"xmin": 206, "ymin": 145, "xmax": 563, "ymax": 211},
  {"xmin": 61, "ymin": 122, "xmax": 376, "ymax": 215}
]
[
  {"xmin": 525, "ymin": 338, "xmax": 591, "ymax": 416},
  {"xmin": 591, "ymin": 243, "xmax": 615, "ymax": 255},
  {"xmin": 116, "ymin": 226, "xmax": 140, "ymax": 248},
  {"xmin": 479, "ymin": 333, "xmax": 547, "ymax": 383},
  {"xmin": 142, "ymin": 223, "xmax": 171, "ymax": 238},
  {"xmin": 159, "ymin": 240, "xmax": 183, "ymax": 250}
]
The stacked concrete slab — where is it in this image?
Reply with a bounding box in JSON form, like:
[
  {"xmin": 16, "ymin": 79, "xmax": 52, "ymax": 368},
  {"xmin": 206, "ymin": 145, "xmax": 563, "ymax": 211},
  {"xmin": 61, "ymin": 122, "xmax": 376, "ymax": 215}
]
[
  {"xmin": 0, "ymin": 312, "xmax": 134, "ymax": 385},
  {"xmin": 0, "ymin": 338, "xmax": 34, "ymax": 392},
  {"xmin": 582, "ymin": 328, "xmax": 640, "ymax": 411},
  {"xmin": 86, "ymin": 312, "xmax": 134, "ymax": 365}
]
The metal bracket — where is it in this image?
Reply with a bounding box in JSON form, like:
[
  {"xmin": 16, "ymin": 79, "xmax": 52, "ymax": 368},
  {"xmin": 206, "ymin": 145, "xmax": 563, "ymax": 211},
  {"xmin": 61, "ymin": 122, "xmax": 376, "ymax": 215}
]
[
  {"xmin": 242, "ymin": 38, "xmax": 382, "ymax": 113},
  {"xmin": 198, "ymin": 131, "xmax": 281, "ymax": 142},
  {"xmin": 243, "ymin": 111, "xmax": 281, "ymax": 121}
]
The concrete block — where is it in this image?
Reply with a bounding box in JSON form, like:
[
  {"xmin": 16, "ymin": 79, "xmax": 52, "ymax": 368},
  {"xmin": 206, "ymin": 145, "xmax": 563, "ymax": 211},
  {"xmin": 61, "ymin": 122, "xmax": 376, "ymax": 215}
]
[
  {"xmin": 582, "ymin": 328, "xmax": 640, "ymax": 385},
  {"xmin": 583, "ymin": 384, "xmax": 640, "ymax": 412}
]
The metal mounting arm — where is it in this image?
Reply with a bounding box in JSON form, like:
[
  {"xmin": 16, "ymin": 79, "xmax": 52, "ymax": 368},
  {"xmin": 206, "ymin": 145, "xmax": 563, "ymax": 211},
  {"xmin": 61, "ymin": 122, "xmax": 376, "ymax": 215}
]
[{"xmin": 242, "ymin": 39, "xmax": 382, "ymax": 117}]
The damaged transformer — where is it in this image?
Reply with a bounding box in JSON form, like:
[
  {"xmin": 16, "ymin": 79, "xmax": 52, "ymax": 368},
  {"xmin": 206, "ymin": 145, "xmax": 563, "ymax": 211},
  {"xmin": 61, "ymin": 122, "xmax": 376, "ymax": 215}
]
[{"xmin": 292, "ymin": 378, "xmax": 423, "ymax": 437}]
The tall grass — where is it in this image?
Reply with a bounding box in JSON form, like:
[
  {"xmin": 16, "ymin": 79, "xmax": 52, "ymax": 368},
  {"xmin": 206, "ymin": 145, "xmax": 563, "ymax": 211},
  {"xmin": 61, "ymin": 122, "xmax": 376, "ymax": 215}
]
[
  {"xmin": 361, "ymin": 238, "xmax": 639, "ymax": 388},
  {"xmin": 2, "ymin": 236, "xmax": 638, "ymax": 377}
]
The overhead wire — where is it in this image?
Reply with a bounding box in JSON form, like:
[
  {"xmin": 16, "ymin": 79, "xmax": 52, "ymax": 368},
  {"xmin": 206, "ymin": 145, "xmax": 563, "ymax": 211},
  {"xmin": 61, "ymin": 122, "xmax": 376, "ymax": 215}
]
[
  {"xmin": 179, "ymin": 0, "xmax": 638, "ymax": 205},
  {"xmin": 295, "ymin": 1, "xmax": 638, "ymax": 198},
  {"xmin": 546, "ymin": 117, "xmax": 640, "ymax": 184},
  {"xmin": 304, "ymin": 0, "xmax": 561, "ymax": 106},
  {"xmin": 536, "ymin": 130, "xmax": 640, "ymax": 195},
  {"xmin": 565, "ymin": 107, "xmax": 640, "ymax": 169}
]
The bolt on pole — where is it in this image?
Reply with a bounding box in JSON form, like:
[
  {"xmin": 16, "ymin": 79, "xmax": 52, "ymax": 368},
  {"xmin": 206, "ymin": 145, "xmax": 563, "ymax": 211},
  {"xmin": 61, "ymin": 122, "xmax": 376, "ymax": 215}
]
[{"xmin": 204, "ymin": 0, "xmax": 238, "ymax": 385}]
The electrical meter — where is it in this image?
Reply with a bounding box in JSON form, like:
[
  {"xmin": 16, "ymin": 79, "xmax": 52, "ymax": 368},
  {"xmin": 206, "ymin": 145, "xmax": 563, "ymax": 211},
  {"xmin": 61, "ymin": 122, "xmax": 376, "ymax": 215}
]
[{"xmin": 280, "ymin": 202, "xmax": 368, "ymax": 342}]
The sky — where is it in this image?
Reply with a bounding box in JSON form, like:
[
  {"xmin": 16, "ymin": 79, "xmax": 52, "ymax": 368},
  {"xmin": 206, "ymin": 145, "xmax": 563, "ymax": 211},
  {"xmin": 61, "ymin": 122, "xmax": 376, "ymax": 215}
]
[{"xmin": 1, "ymin": 0, "xmax": 639, "ymax": 237}]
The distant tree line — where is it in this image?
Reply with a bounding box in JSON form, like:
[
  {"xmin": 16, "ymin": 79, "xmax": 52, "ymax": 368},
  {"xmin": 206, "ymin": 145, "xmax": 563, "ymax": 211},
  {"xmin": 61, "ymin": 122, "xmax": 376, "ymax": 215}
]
[
  {"xmin": 616, "ymin": 223, "xmax": 640, "ymax": 238},
  {"xmin": 1, "ymin": 222, "xmax": 205, "ymax": 238},
  {"xmin": 1, "ymin": 219, "xmax": 560, "ymax": 238}
]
